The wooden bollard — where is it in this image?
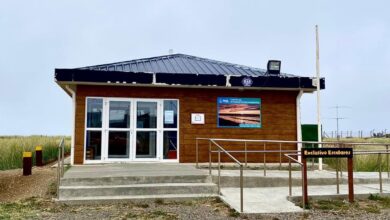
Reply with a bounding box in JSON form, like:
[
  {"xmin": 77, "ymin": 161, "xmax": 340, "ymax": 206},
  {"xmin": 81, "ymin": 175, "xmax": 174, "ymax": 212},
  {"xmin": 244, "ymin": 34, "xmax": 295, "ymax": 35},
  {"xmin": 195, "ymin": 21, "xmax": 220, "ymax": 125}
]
[
  {"xmin": 23, "ymin": 152, "xmax": 32, "ymax": 176},
  {"xmin": 35, "ymin": 146, "xmax": 43, "ymax": 166}
]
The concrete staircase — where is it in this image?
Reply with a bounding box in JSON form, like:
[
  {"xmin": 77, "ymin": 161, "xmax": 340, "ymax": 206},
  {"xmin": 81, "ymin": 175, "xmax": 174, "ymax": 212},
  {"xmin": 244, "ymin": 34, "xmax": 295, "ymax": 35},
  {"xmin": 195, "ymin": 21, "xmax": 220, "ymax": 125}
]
[{"xmin": 58, "ymin": 164, "xmax": 218, "ymax": 203}]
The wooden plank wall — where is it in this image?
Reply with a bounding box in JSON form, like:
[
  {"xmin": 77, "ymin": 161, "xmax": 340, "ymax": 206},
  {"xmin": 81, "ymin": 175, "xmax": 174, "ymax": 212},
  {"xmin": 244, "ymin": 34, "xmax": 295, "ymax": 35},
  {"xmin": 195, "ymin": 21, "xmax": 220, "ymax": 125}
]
[{"xmin": 74, "ymin": 85, "xmax": 299, "ymax": 164}]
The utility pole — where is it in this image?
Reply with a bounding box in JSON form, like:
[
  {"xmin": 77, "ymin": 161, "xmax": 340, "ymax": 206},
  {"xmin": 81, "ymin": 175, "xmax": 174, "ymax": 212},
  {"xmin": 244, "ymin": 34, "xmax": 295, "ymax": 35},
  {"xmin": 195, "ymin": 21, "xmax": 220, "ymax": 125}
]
[
  {"xmin": 329, "ymin": 105, "xmax": 348, "ymax": 140},
  {"xmin": 315, "ymin": 25, "xmax": 323, "ymax": 171}
]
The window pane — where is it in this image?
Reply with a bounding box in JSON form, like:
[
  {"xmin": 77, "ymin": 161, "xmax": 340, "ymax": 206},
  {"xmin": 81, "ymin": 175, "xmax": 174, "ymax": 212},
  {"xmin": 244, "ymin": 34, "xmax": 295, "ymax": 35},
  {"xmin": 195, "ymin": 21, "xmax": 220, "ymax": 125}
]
[
  {"xmin": 108, "ymin": 131, "xmax": 130, "ymax": 159},
  {"xmin": 136, "ymin": 131, "xmax": 156, "ymax": 158},
  {"xmin": 87, "ymin": 98, "xmax": 103, "ymax": 128},
  {"xmin": 137, "ymin": 102, "xmax": 157, "ymax": 128},
  {"xmin": 86, "ymin": 131, "xmax": 101, "ymax": 160},
  {"xmin": 109, "ymin": 101, "xmax": 130, "ymax": 128},
  {"xmin": 163, "ymin": 131, "xmax": 177, "ymax": 159},
  {"xmin": 163, "ymin": 100, "xmax": 178, "ymax": 128}
]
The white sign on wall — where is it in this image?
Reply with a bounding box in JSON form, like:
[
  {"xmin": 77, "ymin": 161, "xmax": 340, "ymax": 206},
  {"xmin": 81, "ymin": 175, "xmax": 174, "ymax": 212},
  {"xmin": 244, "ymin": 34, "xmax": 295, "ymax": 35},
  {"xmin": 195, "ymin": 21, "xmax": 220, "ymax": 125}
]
[{"xmin": 191, "ymin": 113, "xmax": 205, "ymax": 124}]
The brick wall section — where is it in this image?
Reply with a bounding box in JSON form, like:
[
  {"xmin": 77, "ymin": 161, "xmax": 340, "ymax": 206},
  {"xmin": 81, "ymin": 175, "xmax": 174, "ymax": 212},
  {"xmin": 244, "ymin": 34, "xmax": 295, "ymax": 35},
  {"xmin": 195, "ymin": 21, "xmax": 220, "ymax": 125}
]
[{"xmin": 74, "ymin": 85, "xmax": 299, "ymax": 164}]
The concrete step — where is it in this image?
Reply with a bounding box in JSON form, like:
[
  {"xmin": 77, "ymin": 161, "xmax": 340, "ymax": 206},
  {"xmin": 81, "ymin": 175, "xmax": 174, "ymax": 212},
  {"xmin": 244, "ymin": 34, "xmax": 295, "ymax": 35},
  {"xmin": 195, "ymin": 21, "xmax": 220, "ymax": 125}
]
[
  {"xmin": 58, "ymin": 194, "xmax": 218, "ymax": 204},
  {"xmin": 61, "ymin": 175, "xmax": 212, "ymax": 186},
  {"xmin": 59, "ymin": 183, "xmax": 218, "ymax": 199}
]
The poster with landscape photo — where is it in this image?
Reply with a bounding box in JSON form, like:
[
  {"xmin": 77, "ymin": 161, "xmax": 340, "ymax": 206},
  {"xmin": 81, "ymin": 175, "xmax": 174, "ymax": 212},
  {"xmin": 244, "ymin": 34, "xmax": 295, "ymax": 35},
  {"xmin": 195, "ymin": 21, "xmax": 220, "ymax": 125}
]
[{"xmin": 217, "ymin": 97, "xmax": 261, "ymax": 128}]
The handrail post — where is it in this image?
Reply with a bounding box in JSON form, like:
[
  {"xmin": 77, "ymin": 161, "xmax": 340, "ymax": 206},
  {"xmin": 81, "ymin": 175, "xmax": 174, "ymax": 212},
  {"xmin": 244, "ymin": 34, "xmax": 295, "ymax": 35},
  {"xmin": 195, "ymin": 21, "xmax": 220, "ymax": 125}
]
[
  {"xmin": 209, "ymin": 140, "xmax": 212, "ymax": 175},
  {"xmin": 336, "ymin": 158, "xmax": 340, "ymax": 194},
  {"xmin": 218, "ymin": 148, "xmax": 221, "ymax": 195},
  {"xmin": 263, "ymin": 143, "xmax": 266, "ymax": 177},
  {"xmin": 279, "ymin": 143, "xmax": 282, "ymax": 170},
  {"xmin": 61, "ymin": 142, "xmax": 65, "ymax": 177},
  {"xmin": 288, "ymin": 158, "xmax": 292, "ymax": 196},
  {"xmin": 301, "ymin": 161, "xmax": 306, "ymax": 210},
  {"xmin": 386, "ymin": 145, "xmax": 389, "ymax": 178},
  {"xmin": 379, "ymin": 153, "xmax": 383, "ymax": 193},
  {"xmin": 240, "ymin": 164, "xmax": 244, "ymax": 213},
  {"xmin": 196, "ymin": 138, "xmax": 199, "ymax": 168},
  {"xmin": 244, "ymin": 141, "xmax": 247, "ymax": 167},
  {"xmin": 311, "ymin": 143, "xmax": 314, "ymax": 170}
]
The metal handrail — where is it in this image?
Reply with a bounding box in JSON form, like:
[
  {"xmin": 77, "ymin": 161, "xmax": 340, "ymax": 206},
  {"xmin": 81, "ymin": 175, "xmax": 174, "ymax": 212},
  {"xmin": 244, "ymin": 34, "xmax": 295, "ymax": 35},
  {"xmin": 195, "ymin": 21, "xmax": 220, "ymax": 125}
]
[
  {"xmin": 196, "ymin": 137, "xmax": 390, "ymax": 146},
  {"xmin": 284, "ymin": 153, "xmax": 305, "ymax": 209},
  {"xmin": 196, "ymin": 137, "xmax": 390, "ymax": 211},
  {"xmin": 56, "ymin": 138, "xmax": 65, "ymax": 200},
  {"xmin": 208, "ymin": 140, "xmax": 244, "ymax": 212}
]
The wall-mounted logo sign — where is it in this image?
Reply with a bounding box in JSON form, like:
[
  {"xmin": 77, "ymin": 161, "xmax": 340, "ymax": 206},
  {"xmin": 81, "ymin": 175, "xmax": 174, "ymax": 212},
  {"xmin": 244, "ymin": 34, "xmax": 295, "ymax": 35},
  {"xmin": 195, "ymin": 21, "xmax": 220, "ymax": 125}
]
[
  {"xmin": 217, "ymin": 97, "xmax": 261, "ymax": 128},
  {"xmin": 191, "ymin": 113, "xmax": 205, "ymax": 124},
  {"xmin": 241, "ymin": 77, "xmax": 253, "ymax": 87}
]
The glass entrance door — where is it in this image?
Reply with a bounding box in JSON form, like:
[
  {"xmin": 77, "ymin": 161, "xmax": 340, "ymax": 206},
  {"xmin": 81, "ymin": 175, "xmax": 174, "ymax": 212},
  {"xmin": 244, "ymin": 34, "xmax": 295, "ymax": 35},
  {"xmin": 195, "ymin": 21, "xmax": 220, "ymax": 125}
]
[
  {"xmin": 85, "ymin": 97, "xmax": 179, "ymax": 163},
  {"xmin": 106, "ymin": 100, "xmax": 132, "ymax": 160},
  {"xmin": 134, "ymin": 101, "xmax": 159, "ymax": 160}
]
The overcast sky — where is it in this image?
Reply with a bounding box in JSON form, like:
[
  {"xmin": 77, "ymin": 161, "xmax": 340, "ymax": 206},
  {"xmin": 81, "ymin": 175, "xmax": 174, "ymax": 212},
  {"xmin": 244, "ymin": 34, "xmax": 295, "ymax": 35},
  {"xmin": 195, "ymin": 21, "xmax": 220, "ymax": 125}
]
[{"xmin": 0, "ymin": 0, "xmax": 389, "ymax": 136}]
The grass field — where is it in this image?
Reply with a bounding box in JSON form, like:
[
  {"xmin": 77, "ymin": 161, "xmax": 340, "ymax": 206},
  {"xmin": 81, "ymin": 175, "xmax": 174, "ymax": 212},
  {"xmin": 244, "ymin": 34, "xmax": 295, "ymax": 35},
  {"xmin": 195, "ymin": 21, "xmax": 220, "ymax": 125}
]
[
  {"xmin": 323, "ymin": 138, "xmax": 390, "ymax": 172},
  {"xmin": 0, "ymin": 136, "xmax": 70, "ymax": 170}
]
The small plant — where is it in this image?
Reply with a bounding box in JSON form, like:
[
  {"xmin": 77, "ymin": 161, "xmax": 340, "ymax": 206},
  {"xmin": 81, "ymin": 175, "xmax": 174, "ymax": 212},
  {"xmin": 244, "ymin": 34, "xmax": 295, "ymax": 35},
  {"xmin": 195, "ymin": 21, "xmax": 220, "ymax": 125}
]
[
  {"xmin": 154, "ymin": 198, "xmax": 164, "ymax": 205},
  {"xmin": 363, "ymin": 204, "xmax": 380, "ymax": 214},
  {"xmin": 135, "ymin": 203, "xmax": 149, "ymax": 208},
  {"xmin": 228, "ymin": 208, "xmax": 240, "ymax": 217}
]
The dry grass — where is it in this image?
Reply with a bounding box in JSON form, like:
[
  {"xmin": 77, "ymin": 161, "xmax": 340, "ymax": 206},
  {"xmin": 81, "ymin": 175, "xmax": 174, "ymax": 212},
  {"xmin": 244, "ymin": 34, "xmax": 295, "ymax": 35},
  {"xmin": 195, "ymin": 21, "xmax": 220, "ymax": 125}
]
[
  {"xmin": 323, "ymin": 138, "xmax": 390, "ymax": 172},
  {"xmin": 0, "ymin": 136, "xmax": 70, "ymax": 170}
]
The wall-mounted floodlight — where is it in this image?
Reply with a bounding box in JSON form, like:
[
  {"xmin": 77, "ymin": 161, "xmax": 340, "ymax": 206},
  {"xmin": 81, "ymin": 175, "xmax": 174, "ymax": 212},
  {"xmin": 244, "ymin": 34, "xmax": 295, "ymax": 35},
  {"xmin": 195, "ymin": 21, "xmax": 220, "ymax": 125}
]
[{"xmin": 267, "ymin": 60, "xmax": 281, "ymax": 74}]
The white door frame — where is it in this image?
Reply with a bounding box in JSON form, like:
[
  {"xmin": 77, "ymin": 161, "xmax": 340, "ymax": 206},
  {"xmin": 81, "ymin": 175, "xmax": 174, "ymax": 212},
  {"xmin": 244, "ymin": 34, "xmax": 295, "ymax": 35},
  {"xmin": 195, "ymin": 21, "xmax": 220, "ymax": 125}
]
[{"xmin": 84, "ymin": 97, "xmax": 179, "ymax": 164}]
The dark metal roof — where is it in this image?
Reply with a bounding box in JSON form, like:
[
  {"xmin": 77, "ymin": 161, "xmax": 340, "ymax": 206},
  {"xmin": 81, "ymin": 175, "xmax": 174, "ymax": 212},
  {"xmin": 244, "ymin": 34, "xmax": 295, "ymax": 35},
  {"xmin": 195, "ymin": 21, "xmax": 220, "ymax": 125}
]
[
  {"xmin": 78, "ymin": 53, "xmax": 295, "ymax": 77},
  {"xmin": 55, "ymin": 53, "xmax": 325, "ymax": 91}
]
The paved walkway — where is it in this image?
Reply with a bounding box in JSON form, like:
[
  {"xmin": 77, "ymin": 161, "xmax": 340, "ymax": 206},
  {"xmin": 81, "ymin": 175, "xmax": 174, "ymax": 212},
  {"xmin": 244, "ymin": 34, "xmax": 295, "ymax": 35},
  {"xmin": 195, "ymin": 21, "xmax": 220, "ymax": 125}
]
[{"xmin": 221, "ymin": 184, "xmax": 390, "ymax": 213}]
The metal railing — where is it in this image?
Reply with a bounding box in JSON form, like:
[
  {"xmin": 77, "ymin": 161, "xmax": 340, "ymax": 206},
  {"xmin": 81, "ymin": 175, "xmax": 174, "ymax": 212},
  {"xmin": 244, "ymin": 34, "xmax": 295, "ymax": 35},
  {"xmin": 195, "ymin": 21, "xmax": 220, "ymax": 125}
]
[
  {"xmin": 208, "ymin": 140, "xmax": 244, "ymax": 212},
  {"xmin": 284, "ymin": 153, "xmax": 305, "ymax": 209},
  {"xmin": 56, "ymin": 138, "xmax": 65, "ymax": 199},
  {"xmin": 196, "ymin": 138, "xmax": 390, "ymax": 210}
]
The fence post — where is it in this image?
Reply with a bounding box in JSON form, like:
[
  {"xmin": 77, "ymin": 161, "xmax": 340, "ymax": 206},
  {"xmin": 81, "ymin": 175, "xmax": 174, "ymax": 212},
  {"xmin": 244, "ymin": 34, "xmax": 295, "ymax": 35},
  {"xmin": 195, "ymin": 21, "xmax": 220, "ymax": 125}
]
[
  {"xmin": 23, "ymin": 152, "xmax": 32, "ymax": 176},
  {"xmin": 386, "ymin": 145, "xmax": 389, "ymax": 178},
  {"xmin": 379, "ymin": 154, "xmax": 383, "ymax": 193},
  {"xmin": 35, "ymin": 146, "xmax": 43, "ymax": 166}
]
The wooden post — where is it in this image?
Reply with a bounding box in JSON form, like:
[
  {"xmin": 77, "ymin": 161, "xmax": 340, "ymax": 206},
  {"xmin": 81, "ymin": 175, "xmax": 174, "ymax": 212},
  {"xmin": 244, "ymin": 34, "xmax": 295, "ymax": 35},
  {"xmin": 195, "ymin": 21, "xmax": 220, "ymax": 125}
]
[
  {"xmin": 302, "ymin": 157, "xmax": 308, "ymax": 207},
  {"xmin": 347, "ymin": 157, "xmax": 354, "ymax": 203},
  {"xmin": 35, "ymin": 146, "xmax": 43, "ymax": 166},
  {"xmin": 23, "ymin": 152, "xmax": 32, "ymax": 176}
]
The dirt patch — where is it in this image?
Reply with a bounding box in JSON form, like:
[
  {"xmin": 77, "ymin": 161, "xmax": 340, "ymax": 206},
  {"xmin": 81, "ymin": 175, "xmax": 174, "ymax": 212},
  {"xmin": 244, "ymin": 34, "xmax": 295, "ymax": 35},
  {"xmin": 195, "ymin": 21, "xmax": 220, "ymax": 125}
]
[{"xmin": 0, "ymin": 166, "xmax": 56, "ymax": 202}]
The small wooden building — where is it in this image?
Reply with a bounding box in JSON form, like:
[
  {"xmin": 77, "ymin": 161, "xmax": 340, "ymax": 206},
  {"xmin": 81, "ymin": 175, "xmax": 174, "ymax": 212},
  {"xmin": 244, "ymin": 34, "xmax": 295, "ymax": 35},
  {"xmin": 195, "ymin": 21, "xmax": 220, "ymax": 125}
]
[{"xmin": 55, "ymin": 54, "xmax": 325, "ymax": 165}]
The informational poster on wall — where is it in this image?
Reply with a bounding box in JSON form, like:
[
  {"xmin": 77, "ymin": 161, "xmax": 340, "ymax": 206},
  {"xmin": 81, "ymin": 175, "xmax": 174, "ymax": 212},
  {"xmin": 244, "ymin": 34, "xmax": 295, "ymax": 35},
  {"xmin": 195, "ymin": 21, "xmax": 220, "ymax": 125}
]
[{"xmin": 217, "ymin": 97, "xmax": 261, "ymax": 128}]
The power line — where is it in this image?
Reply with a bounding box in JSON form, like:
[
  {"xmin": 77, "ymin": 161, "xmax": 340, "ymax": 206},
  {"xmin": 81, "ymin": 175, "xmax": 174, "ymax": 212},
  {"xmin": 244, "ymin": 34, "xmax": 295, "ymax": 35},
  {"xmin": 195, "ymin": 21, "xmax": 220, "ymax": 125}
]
[{"xmin": 328, "ymin": 105, "xmax": 350, "ymax": 140}]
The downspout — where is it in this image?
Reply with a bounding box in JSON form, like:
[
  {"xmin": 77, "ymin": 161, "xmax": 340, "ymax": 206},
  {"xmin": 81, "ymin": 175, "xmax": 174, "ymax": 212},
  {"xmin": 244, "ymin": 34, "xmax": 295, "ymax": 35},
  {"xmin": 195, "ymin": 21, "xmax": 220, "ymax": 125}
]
[
  {"xmin": 296, "ymin": 90, "xmax": 303, "ymax": 162},
  {"xmin": 65, "ymin": 85, "xmax": 76, "ymax": 165}
]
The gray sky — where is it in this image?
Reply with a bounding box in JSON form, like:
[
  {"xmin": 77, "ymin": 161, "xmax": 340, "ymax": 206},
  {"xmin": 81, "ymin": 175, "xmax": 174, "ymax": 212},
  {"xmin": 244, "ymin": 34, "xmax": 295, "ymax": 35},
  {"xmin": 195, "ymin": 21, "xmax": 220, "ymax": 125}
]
[{"xmin": 0, "ymin": 0, "xmax": 389, "ymax": 135}]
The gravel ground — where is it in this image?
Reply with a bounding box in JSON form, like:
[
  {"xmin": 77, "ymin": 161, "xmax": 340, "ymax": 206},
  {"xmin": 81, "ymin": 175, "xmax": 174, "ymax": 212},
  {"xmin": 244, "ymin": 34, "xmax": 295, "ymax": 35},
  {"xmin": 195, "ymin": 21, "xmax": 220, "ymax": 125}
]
[{"xmin": 0, "ymin": 166, "xmax": 390, "ymax": 219}]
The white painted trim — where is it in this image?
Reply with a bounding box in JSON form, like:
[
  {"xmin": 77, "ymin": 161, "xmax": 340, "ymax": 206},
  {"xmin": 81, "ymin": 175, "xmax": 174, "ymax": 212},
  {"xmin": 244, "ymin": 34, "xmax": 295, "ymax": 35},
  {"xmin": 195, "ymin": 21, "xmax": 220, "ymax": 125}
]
[
  {"xmin": 83, "ymin": 97, "xmax": 180, "ymax": 164},
  {"xmin": 65, "ymin": 85, "xmax": 76, "ymax": 165},
  {"xmin": 296, "ymin": 90, "xmax": 303, "ymax": 162}
]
